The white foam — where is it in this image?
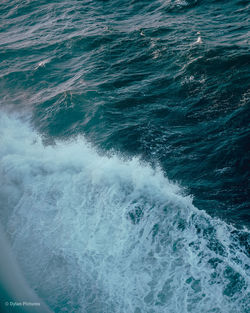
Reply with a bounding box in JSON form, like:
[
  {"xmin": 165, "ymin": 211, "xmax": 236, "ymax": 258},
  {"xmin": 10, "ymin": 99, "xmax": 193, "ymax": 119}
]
[
  {"xmin": 195, "ymin": 32, "xmax": 202, "ymax": 44},
  {"xmin": 0, "ymin": 114, "xmax": 249, "ymax": 313},
  {"xmin": 34, "ymin": 59, "xmax": 50, "ymax": 70}
]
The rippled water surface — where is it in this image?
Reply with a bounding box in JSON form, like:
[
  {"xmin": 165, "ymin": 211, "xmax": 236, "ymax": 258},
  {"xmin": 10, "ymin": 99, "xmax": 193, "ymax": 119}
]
[{"xmin": 0, "ymin": 0, "xmax": 249, "ymax": 312}]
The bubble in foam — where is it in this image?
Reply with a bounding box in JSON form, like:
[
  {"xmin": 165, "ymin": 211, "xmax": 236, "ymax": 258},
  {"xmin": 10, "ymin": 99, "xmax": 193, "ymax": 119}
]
[{"xmin": 0, "ymin": 114, "xmax": 249, "ymax": 313}]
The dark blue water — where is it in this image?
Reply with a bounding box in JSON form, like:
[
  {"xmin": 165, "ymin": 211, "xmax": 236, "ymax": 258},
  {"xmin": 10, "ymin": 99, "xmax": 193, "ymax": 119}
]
[{"xmin": 0, "ymin": 1, "xmax": 249, "ymax": 312}]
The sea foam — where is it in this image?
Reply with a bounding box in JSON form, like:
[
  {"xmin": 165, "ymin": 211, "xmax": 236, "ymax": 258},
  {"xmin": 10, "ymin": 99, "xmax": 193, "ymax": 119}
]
[{"xmin": 0, "ymin": 114, "xmax": 249, "ymax": 313}]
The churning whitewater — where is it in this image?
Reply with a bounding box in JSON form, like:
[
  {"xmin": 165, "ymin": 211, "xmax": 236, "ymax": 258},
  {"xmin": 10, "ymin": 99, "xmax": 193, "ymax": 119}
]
[
  {"xmin": 0, "ymin": 114, "xmax": 249, "ymax": 313},
  {"xmin": 0, "ymin": 0, "xmax": 249, "ymax": 311}
]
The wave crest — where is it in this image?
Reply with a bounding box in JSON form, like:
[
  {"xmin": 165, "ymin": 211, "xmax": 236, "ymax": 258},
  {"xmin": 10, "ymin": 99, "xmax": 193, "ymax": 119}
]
[{"xmin": 0, "ymin": 114, "xmax": 249, "ymax": 313}]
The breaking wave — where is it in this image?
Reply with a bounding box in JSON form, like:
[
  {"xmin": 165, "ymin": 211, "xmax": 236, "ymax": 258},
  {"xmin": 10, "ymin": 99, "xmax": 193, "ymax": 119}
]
[{"xmin": 0, "ymin": 114, "xmax": 249, "ymax": 313}]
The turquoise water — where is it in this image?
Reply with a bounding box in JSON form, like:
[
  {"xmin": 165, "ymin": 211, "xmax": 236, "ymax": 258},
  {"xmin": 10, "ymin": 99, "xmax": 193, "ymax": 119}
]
[{"xmin": 0, "ymin": 1, "xmax": 249, "ymax": 312}]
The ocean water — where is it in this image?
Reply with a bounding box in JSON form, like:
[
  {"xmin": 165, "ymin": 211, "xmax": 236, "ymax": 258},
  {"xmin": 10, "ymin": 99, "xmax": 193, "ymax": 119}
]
[{"xmin": 0, "ymin": 0, "xmax": 249, "ymax": 312}]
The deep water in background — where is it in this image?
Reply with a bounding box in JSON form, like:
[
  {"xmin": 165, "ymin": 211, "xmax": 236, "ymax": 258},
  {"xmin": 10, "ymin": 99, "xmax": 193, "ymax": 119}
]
[
  {"xmin": 0, "ymin": 0, "xmax": 249, "ymax": 225},
  {"xmin": 0, "ymin": 0, "xmax": 249, "ymax": 312}
]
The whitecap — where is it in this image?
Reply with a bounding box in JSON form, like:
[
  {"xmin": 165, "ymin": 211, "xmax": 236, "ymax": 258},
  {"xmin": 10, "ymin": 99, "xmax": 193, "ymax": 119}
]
[{"xmin": 0, "ymin": 114, "xmax": 249, "ymax": 313}]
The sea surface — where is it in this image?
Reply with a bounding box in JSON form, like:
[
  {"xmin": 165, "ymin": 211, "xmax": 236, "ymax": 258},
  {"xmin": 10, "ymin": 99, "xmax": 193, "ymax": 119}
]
[{"xmin": 0, "ymin": 0, "xmax": 249, "ymax": 312}]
